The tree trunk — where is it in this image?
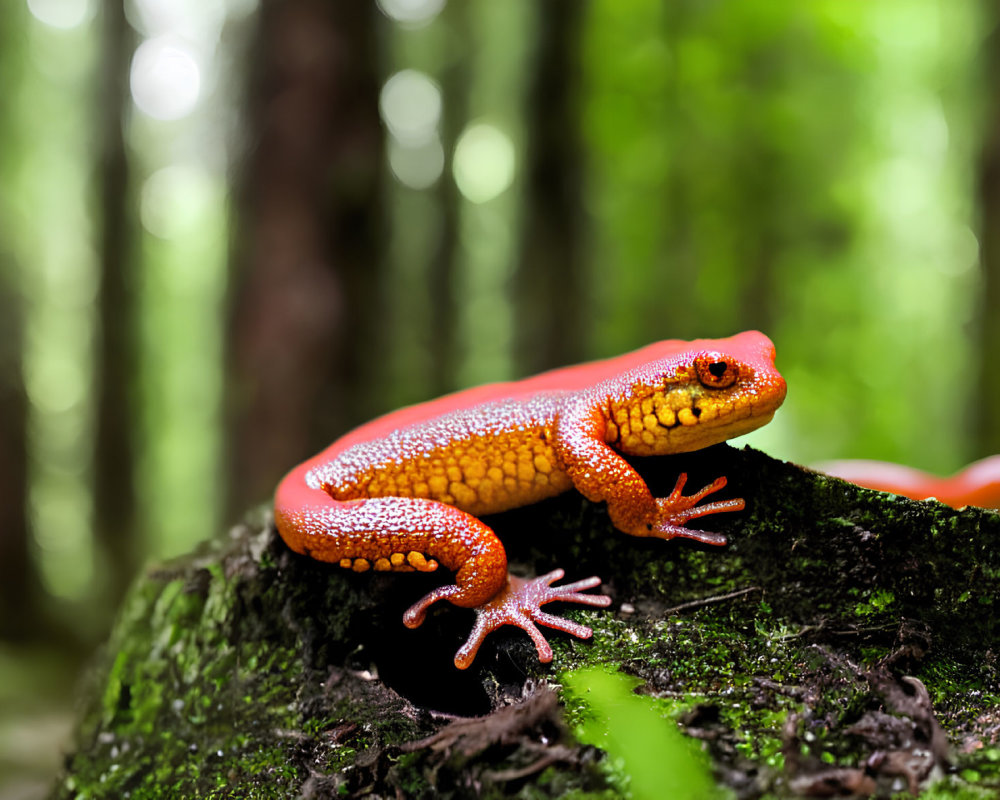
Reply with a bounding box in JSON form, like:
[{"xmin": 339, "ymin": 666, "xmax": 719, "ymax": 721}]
[
  {"xmin": 423, "ymin": 0, "xmax": 468, "ymax": 398},
  {"xmin": 0, "ymin": 3, "xmax": 38, "ymax": 642},
  {"xmin": 92, "ymin": 0, "xmax": 141, "ymax": 611},
  {"xmin": 225, "ymin": 0, "xmax": 383, "ymax": 519},
  {"xmin": 0, "ymin": 266, "xmax": 37, "ymax": 640},
  {"xmin": 515, "ymin": 0, "xmax": 587, "ymax": 375}
]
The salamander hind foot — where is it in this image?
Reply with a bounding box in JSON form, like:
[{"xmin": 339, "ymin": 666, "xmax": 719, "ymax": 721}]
[{"xmin": 449, "ymin": 569, "xmax": 612, "ymax": 670}]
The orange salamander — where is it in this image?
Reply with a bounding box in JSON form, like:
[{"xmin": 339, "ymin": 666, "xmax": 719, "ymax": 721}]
[
  {"xmin": 274, "ymin": 330, "xmax": 787, "ymax": 669},
  {"xmin": 819, "ymin": 456, "xmax": 1000, "ymax": 510}
]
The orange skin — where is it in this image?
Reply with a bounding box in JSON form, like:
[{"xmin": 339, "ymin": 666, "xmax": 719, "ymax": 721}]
[
  {"xmin": 274, "ymin": 330, "xmax": 787, "ymax": 668},
  {"xmin": 819, "ymin": 457, "xmax": 1000, "ymax": 510}
]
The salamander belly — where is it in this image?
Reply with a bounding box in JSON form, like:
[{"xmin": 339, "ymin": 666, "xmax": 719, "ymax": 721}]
[{"xmin": 316, "ymin": 397, "xmax": 574, "ymax": 516}]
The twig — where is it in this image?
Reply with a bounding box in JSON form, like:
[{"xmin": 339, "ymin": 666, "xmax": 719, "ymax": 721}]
[{"xmin": 663, "ymin": 586, "xmax": 760, "ymax": 616}]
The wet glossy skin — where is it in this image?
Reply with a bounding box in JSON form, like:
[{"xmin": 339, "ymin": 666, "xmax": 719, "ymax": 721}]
[{"xmin": 274, "ymin": 331, "xmax": 787, "ymax": 668}]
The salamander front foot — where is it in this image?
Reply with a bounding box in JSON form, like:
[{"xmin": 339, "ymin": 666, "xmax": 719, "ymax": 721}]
[
  {"xmin": 646, "ymin": 473, "xmax": 744, "ymax": 545},
  {"xmin": 451, "ymin": 569, "xmax": 612, "ymax": 670}
]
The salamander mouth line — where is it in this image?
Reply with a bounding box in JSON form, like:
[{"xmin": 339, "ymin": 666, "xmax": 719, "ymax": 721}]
[{"xmin": 647, "ymin": 397, "xmax": 776, "ymax": 435}]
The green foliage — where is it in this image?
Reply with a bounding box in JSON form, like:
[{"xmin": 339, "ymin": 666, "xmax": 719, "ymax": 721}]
[
  {"xmin": 581, "ymin": 0, "xmax": 983, "ymax": 473},
  {"xmin": 562, "ymin": 667, "xmax": 723, "ymax": 800}
]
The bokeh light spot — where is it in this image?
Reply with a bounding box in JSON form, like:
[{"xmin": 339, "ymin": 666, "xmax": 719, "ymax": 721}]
[
  {"xmin": 389, "ymin": 137, "xmax": 444, "ymax": 190},
  {"xmin": 129, "ymin": 0, "xmax": 228, "ymax": 40},
  {"xmin": 379, "ymin": 69, "xmax": 442, "ymax": 145},
  {"xmin": 140, "ymin": 164, "xmax": 215, "ymax": 239},
  {"xmin": 452, "ymin": 123, "xmax": 516, "ymax": 204},
  {"xmin": 24, "ymin": 350, "xmax": 88, "ymax": 416},
  {"xmin": 130, "ymin": 36, "xmax": 202, "ymax": 121},
  {"xmin": 376, "ymin": 0, "xmax": 445, "ymax": 26},
  {"xmin": 27, "ymin": 0, "xmax": 94, "ymax": 29}
]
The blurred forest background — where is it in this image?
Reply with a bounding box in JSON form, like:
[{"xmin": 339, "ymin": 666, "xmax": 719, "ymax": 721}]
[{"xmin": 1, "ymin": 0, "xmax": 998, "ymax": 795}]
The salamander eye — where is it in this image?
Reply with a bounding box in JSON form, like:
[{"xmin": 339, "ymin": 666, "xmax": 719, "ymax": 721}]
[{"xmin": 694, "ymin": 354, "xmax": 740, "ymax": 389}]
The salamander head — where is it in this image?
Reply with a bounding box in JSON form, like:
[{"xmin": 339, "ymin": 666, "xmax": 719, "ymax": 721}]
[{"xmin": 603, "ymin": 331, "xmax": 787, "ymax": 456}]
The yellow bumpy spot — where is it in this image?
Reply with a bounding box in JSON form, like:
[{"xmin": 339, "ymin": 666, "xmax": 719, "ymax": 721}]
[
  {"xmin": 339, "ymin": 558, "xmax": 352, "ymax": 569},
  {"xmin": 533, "ymin": 454, "xmax": 552, "ymax": 474},
  {"xmin": 656, "ymin": 405, "xmax": 676, "ymax": 427},
  {"xmin": 390, "ymin": 552, "xmax": 405, "ymax": 567},
  {"xmin": 477, "ymin": 480, "xmax": 495, "ymax": 503},
  {"xmin": 407, "ymin": 551, "xmax": 438, "ymax": 572},
  {"xmin": 677, "ymin": 407, "xmax": 698, "ymax": 426},
  {"xmin": 450, "ymin": 482, "xmax": 477, "ymax": 507},
  {"xmin": 352, "ymin": 558, "xmax": 370, "ymax": 573},
  {"xmin": 697, "ymin": 403, "xmax": 719, "ymax": 422},
  {"xmin": 374, "ymin": 557, "xmax": 391, "ymax": 571}
]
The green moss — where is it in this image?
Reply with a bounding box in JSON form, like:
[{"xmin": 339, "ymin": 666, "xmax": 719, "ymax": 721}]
[
  {"xmin": 53, "ymin": 538, "xmax": 319, "ymax": 797},
  {"xmin": 918, "ymin": 779, "xmax": 1000, "ymax": 799},
  {"xmin": 853, "ymin": 588, "xmax": 896, "ymax": 616}
]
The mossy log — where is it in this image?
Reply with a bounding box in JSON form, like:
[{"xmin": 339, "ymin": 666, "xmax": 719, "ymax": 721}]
[{"xmin": 51, "ymin": 445, "xmax": 1000, "ymax": 798}]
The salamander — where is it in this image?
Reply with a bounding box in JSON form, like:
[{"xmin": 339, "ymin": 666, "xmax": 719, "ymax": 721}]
[
  {"xmin": 820, "ymin": 457, "xmax": 1000, "ymax": 510},
  {"xmin": 274, "ymin": 330, "xmax": 786, "ymax": 668}
]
